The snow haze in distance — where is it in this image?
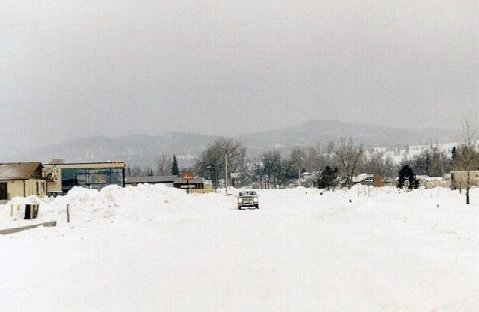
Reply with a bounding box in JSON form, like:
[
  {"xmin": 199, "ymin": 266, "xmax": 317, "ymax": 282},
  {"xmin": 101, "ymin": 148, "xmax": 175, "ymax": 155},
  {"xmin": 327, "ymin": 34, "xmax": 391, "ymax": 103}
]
[{"xmin": 1, "ymin": 0, "xmax": 477, "ymax": 150}]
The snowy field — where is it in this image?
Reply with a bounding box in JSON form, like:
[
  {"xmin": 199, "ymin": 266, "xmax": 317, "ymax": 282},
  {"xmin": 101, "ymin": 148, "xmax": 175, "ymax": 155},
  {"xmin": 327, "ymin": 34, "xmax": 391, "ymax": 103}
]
[{"xmin": 1, "ymin": 184, "xmax": 479, "ymax": 312}]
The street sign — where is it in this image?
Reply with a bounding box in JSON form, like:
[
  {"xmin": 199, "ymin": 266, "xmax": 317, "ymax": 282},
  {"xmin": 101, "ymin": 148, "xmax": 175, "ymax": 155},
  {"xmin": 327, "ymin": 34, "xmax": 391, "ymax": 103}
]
[
  {"xmin": 181, "ymin": 171, "xmax": 194, "ymax": 180},
  {"xmin": 180, "ymin": 185, "xmax": 196, "ymax": 189}
]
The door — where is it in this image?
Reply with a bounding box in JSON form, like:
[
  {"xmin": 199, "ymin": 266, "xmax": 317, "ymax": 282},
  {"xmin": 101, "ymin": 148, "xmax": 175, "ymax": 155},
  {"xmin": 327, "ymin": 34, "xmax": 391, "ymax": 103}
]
[{"xmin": 0, "ymin": 183, "xmax": 7, "ymax": 200}]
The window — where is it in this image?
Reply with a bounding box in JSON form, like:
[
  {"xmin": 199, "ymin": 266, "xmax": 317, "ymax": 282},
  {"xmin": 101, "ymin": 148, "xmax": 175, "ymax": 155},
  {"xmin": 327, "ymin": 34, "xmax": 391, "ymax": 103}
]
[{"xmin": 61, "ymin": 167, "xmax": 124, "ymax": 193}]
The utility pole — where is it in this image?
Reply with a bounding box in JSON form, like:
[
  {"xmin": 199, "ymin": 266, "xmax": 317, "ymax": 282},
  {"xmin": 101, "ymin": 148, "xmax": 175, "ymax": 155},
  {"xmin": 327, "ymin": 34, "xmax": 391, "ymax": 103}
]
[
  {"xmin": 298, "ymin": 157, "xmax": 303, "ymax": 183},
  {"xmin": 225, "ymin": 154, "xmax": 228, "ymax": 195}
]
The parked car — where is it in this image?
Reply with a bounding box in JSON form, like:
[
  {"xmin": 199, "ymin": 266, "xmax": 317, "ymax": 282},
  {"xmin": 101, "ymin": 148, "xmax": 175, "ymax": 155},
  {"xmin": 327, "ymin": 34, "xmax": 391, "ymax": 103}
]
[{"xmin": 237, "ymin": 191, "xmax": 259, "ymax": 210}]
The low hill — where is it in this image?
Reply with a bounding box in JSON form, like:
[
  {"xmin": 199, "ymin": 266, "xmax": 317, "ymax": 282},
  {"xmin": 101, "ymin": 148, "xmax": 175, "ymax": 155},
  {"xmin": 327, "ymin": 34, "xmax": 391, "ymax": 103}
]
[{"xmin": 1, "ymin": 120, "xmax": 458, "ymax": 167}]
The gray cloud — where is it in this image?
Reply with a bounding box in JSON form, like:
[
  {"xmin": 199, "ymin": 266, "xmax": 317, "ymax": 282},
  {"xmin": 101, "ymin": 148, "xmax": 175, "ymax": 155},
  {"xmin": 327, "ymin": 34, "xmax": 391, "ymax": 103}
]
[{"xmin": 1, "ymin": 0, "xmax": 477, "ymax": 150}]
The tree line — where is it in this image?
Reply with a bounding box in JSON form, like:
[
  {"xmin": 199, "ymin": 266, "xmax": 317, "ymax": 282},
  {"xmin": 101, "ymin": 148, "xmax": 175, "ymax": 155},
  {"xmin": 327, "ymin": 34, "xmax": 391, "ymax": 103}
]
[
  {"xmin": 127, "ymin": 138, "xmax": 478, "ymax": 191},
  {"xmin": 127, "ymin": 154, "xmax": 179, "ymax": 177},
  {"xmin": 193, "ymin": 137, "xmax": 420, "ymax": 190},
  {"xmin": 195, "ymin": 136, "xmax": 479, "ymax": 191},
  {"xmin": 131, "ymin": 138, "xmax": 477, "ymax": 190}
]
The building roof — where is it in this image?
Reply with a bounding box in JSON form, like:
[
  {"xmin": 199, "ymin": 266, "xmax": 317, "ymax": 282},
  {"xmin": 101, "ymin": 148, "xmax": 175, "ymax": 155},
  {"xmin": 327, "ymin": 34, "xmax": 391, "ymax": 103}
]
[
  {"xmin": 173, "ymin": 177, "xmax": 205, "ymax": 184},
  {"xmin": 0, "ymin": 162, "xmax": 43, "ymax": 181},
  {"xmin": 352, "ymin": 173, "xmax": 374, "ymax": 183},
  {"xmin": 44, "ymin": 161, "xmax": 125, "ymax": 169},
  {"xmin": 126, "ymin": 175, "xmax": 177, "ymax": 184}
]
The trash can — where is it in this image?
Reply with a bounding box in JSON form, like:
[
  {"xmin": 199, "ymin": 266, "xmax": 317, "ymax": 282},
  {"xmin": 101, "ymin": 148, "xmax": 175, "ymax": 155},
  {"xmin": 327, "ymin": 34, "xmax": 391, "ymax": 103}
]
[{"xmin": 24, "ymin": 204, "xmax": 39, "ymax": 219}]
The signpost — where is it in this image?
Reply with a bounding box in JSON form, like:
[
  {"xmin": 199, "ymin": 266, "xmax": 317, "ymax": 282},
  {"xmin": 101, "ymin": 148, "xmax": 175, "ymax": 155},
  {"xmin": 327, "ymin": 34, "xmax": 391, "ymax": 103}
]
[{"xmin": 181, "ymin": 171, "xmax": 194, "ymax": 194}]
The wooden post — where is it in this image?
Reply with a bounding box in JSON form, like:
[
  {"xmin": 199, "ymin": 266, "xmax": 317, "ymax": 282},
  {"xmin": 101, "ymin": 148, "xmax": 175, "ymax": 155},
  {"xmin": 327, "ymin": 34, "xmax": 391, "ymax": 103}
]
[{"xmin": 67, "ymin": 204, "xmax": 70, "ymax": 223}]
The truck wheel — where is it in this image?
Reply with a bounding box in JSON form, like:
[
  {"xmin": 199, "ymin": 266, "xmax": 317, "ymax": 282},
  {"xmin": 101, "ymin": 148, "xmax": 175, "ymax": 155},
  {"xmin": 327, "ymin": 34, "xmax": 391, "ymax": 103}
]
[
  {"xmin": 255, "ymin": 205, "xmax": 259, "ymax": 209},
  {"xmin": 238, "ymin": 206, "xmax": 242, "ymax": 210}
]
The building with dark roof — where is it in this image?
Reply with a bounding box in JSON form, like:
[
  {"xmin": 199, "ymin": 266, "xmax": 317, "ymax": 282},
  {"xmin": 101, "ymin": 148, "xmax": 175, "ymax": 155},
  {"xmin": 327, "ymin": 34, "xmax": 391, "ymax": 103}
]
[
  {"xmin": 126, "ymin": 175, "xmax": 213, "ymax": 193},
  {"xmin": 173, "ymin": 177, "xmax": 207, "ymax": 190},
  {"xmin": 0, "ymin": 162, "xmax": 46, "ymax": 202},
  {"xmin": 125, "ymin": 175, "xmax": 177, "ymax": 186}
]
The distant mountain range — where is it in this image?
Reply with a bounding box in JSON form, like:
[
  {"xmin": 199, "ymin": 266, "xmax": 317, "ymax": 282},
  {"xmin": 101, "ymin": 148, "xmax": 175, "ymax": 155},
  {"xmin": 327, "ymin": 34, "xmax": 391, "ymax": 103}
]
[
  {"xmin": 1, "ymin": 120, "xmax": 459, "ymax": 168},
  {"xmin": 242, "ymin": 120, "xmax": 459, "ymax": 152},
  {"xmin": 2, "ymin": 133, "xmax": 217, "ymax": 168}
]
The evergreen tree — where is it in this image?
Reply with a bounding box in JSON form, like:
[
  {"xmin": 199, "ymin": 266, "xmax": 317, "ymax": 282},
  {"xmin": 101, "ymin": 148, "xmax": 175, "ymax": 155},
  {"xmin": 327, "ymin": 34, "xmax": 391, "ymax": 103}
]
[
  {"xmin": 451, "ymin": 146, "xmax": 457, "ymax": 168},
  {"xmin": 318, "ymin": 166, "xmax": 339, "ymax": 190},
  {"xmin": 172, "ymin": 154, "xmax": 179, "ymax": 176},
  {"xmin": 397, "ymin": 165, "xmax": 418, "ymax": 190}
]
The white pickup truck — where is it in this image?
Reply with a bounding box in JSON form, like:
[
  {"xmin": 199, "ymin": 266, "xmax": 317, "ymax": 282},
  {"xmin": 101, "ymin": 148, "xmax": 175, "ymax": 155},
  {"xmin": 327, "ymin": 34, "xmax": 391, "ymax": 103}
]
[{"xmin": 237, "ymin": 191, "xmax": 259, "ymax": 210}]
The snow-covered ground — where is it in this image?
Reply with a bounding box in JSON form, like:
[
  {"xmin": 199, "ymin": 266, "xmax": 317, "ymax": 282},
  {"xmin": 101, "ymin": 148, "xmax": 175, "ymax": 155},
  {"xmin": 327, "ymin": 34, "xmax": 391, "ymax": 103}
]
[{"xmin": 1, "ymin": 184, "xmax": 479, "ymax": 311}]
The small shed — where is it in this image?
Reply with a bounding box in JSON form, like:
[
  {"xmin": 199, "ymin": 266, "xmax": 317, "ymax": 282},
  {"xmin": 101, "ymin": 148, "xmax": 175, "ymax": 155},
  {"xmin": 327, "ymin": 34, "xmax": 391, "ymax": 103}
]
[
  {"xmin": 352, "ymin": 174, "xmax": 375, "ymax": 185},
  {"xmin": 0, "ymin": 162, "xmax": 46, "ymax": 202}
]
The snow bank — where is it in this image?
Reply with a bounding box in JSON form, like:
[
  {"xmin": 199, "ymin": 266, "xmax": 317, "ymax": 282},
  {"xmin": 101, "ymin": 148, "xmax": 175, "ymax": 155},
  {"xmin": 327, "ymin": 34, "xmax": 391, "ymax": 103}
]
[{"xmin": 0, "ymin": 184, "xmax": 234, "ymax": 230}]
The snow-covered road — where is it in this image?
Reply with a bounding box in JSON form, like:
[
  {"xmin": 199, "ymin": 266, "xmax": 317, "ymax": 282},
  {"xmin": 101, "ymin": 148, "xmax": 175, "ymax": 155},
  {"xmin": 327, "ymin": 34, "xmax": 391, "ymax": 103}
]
[{"xmin": 1, "ymin": 185, "xmax": 479, "ymax": 311}]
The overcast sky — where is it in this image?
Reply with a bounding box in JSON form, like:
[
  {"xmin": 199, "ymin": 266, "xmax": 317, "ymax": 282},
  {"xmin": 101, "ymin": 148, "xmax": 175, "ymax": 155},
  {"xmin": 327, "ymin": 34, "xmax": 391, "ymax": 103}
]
[{"xmin": 1, "ymin": 0, "xmax": 477, "ymax": 149}]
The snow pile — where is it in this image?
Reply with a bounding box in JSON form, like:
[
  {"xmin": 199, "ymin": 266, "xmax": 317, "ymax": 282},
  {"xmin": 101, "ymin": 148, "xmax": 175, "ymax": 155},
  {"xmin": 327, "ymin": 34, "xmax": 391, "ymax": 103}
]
[{"xmin": 0, "ymin": 184, "xmax": 234, "ymax": 229}]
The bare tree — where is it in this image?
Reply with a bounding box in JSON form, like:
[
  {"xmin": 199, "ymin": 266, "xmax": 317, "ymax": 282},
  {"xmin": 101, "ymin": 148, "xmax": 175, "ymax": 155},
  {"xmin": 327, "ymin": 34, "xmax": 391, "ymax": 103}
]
[
  {"xmin": 304, "ymin": 145, "xmax": 322, "ymax": 172},
  {"xmin": 154, "ymin": 154, "xmax": 173, "ymax": 176},
  {"xmin": 335, "ymin": 138, "xmax": 364, "ymax": 188},
  {"xmin": 261, "ymin": 151, "xmax": 282, "ymax": 188},
  {"xmin": 326, "ymin": 141, "xmax": 335, "ymax": 154},
  {"xmin": 127, "ymin": 166, "xmax": 154, "ymax": 177},
  {"xmin": 363, "ymin": 151, "xmax": 396, "ymax": 178},
  {"xmin": 127, "ymin": 166, "xmax": 143, "ymax": 177},
  {"xmin": 290, "ymin": 144, "xmax": 331, "ymax": 174},
  {"xmin": 195, "ymin": 138, "xmax": 246, "ymax": 190},
  {"xmin": 290, "ymin": 147, "xmax": 307, "ymax": 178},
  {"xmin": 455, "ymin": 115, "xmax": 478, "ymax": 204},
  {"xmin": 252, "ymin": 161, "xmax": 265, "ymax": 189}
]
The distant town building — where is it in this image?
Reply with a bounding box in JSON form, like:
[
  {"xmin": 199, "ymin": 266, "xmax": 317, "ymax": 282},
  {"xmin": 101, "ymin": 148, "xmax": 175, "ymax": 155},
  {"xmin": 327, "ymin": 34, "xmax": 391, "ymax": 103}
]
[
  {"xmin": 43, "ymin": 161, "xmax": 126, "ymax": 195},
  {"xmin": 173, "ymin": 177, "xmax": 208, "ymax": 191},
  {"xmin": 125, "ymin": 175, "xmax": 177, "ymax": 187},
  {"xmin": 352, "ymin": 173, "xmax": 375, "ymax": 185}
]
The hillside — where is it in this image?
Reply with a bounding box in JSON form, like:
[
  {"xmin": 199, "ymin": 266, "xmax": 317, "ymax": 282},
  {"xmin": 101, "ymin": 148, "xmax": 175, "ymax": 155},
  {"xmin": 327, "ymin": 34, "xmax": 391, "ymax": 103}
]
[
  {"xmin": 241, "ymin": 120, "xmax": 457, "ymax": 152},
  {"xmin": 1, "ymin": 120, "xmax": 458, "ymax": 167}
]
